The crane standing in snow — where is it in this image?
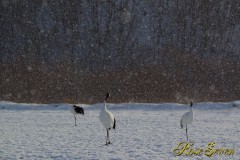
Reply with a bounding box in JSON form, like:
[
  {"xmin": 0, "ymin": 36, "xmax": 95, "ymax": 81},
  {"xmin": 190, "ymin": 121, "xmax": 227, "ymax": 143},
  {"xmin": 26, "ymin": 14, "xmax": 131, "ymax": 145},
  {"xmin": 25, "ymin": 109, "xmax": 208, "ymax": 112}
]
[
  {"xmin": 70, "ymin": 105, "xmax": 84, "ymax": 126},
  {"xmin": 99, "ymin": 93, "xmax": 116, "ymax": 145},
  {"xmin": 180, "ymin": 102, "xmax": 194, "ymax": 140}
]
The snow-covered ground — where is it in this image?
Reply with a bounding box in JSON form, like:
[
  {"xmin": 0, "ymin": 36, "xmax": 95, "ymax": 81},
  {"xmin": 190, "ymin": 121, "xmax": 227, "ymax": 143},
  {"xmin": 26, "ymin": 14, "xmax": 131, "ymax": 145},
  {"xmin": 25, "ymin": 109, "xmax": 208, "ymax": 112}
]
[{"xmin": 0, "ymin": 101, "xmax": 239, "ymax": 159}]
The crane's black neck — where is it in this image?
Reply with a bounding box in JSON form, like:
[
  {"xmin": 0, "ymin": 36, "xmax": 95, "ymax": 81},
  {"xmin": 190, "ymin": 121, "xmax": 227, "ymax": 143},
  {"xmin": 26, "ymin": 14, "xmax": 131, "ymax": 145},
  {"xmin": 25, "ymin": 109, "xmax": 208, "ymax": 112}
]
[
  {"xmin": 103, "ymin": 93, "xmax": 110, "ymax": 110},
  {"xmin": 105, "ymin": 93, "xmax": 110, "ymax": 101}
]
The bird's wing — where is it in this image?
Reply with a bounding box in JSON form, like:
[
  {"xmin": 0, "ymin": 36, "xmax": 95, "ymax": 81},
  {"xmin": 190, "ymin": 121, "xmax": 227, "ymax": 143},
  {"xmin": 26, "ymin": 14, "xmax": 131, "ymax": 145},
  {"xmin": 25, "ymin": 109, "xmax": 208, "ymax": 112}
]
[
  {"xmin": 99, "ymin": 110, "xmax": 115, "ymax": 129},
  {"xmin": 74, "ymin": 107, "xmax": 84, "ymax": 114},
  {"xmin": 182, "ymin": 111, "xmax": 190, "ymax": 119},
  {"xmin": 181, "ymin": 111, "xmax": 193, "ymax": 126},
  {"xmin": 107, "ymin": 111, "xmax": 115, "ymax": 125}
]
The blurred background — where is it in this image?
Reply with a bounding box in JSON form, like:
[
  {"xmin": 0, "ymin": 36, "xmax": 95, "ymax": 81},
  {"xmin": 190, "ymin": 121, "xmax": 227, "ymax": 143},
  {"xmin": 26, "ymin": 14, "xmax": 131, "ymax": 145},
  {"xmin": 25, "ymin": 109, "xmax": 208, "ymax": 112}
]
[{"xmin": 1, "ymin": 0, "xmax": 240, "ymax": 103}]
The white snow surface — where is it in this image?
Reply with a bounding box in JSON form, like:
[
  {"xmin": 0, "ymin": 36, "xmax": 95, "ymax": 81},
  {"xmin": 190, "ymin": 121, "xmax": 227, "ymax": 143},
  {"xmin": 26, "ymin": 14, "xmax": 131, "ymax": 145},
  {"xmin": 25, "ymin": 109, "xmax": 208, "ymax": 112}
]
[{"xmin": 0, "ymin": 101, "xmax": 240, "ymax": 159}]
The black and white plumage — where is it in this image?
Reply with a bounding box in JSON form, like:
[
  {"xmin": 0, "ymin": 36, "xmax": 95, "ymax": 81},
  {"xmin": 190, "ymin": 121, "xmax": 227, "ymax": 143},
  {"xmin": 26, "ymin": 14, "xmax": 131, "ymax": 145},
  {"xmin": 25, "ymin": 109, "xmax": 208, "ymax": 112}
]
[
  {"xmin": 70, "ymin": 105, "xmax": 84, "ymax": 126},
  {"xmin": 180, "ymin": 102, "xmax": 193, "ymax": 140},
  {"xmin": 99, "ymin": 93, "xmax": 116, "ymax": 145}
]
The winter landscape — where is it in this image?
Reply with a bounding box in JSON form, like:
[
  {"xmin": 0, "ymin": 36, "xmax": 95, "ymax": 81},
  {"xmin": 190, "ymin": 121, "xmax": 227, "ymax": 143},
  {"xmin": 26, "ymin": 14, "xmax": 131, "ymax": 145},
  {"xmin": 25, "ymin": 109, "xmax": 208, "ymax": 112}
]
[
  {"xmin": 0, "ymin": 101, "xmax": 239, "ymax": 159},
  {"xmin": 1, "ymin": 1, "xmax": 240, "ymax": 159}
]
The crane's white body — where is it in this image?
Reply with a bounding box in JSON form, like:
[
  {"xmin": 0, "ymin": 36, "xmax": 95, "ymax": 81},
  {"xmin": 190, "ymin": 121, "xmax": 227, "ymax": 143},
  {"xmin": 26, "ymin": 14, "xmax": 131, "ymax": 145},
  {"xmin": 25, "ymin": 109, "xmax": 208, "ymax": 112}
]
[
  {"xmin": 180, "ymin": 102, "xmax": 194, "ymax": 140},
  {"xmin": 99, "ymin": 102, "xmax": 115, "ymax": 130},
  {"xmin": 180, "ymin": 108, "xmax": 193, "ymax": 129}
]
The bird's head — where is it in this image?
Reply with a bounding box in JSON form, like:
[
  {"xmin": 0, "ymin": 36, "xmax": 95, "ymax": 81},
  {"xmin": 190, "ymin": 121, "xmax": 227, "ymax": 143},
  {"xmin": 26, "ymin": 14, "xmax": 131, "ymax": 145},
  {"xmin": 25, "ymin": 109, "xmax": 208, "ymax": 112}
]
[{"xmin": 105, "ymin": 92, "xmax": 110, "ymax": 101}]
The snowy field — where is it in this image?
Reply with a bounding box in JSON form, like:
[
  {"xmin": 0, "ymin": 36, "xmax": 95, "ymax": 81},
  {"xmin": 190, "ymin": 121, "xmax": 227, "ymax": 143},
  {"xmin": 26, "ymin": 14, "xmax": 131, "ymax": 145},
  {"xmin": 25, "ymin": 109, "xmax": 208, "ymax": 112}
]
[{"xmin": 0, "ymin": 101, "xmax": 240, "ymax": 160}]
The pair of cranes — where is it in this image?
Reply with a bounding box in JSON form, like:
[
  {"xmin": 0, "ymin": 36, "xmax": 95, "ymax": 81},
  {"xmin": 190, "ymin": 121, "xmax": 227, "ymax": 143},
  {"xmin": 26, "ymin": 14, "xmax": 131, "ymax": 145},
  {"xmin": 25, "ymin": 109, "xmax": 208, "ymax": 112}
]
[
  {"xmin": 70, "ymin": 93, "xmax": 194, "ymax": 145},
  {"xmin": 70, "ymin": 93, "xmax": 116, "ymax": 145}
]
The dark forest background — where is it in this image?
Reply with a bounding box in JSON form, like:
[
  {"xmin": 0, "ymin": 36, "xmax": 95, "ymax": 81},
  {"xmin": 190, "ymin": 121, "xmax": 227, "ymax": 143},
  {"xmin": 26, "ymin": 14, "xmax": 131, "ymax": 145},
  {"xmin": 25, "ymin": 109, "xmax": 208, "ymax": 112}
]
[{"xmin": 1, "ymin": 0, "xmax": 240, "ymax": 103}]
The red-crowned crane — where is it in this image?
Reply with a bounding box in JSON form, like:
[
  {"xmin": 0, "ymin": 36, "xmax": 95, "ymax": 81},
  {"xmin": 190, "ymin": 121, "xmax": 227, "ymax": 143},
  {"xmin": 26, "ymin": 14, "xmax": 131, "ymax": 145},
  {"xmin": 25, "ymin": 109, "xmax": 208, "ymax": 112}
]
[
  {"xmin": 99, "ymin": 93, "xmax": 116, "ymax": 145},
  {"xmin": 180, "ymin": 102, "xmax": 194, "ymax": 140},
  {"xmin": 70, "ymin": 105, "xmax": 84, "ymax": 126}
]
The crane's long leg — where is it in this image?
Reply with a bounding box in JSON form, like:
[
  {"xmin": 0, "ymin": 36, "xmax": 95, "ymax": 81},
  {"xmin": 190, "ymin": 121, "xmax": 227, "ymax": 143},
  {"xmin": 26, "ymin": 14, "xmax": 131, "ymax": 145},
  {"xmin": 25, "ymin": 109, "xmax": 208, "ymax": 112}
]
[
  {"xmin": 186, "ymin": 126, "xmax": 188, "ymax": 141},
  {"xmin": 74, "ymin": 115, "xmax": 77, "ymax": 126},
  {"xmin": 108, "ymin": 129, "xmax": 111, "ymax": 144},
  {"xmin": 105, "ymin": 129, "xmax": 112, "ymax": 145},
  {"xmin": 106, "ymin": 129, "xmax": 109, "ymax": 145}
]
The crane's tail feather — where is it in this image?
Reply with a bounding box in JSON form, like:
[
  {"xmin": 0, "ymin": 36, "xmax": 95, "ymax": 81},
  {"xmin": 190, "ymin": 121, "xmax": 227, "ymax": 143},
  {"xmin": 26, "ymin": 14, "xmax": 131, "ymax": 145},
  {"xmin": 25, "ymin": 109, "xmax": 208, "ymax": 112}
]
[
  {"xmin": 113, "ymin": 118, "xmax": 116, "ymax": 130},
  {"xmin": 180, "ymin": 119, "xmax": 183, "ymax": 129}
]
